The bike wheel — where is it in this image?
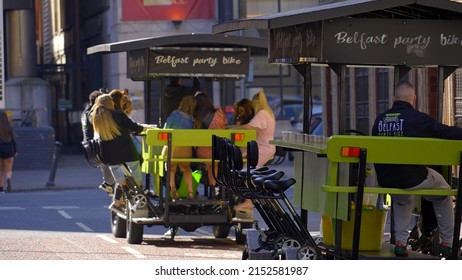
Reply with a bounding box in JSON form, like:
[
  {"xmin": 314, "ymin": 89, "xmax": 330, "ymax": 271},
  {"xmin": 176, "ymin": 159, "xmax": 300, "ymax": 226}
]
[
  {"xmin": 213, "ymin": 225, "xmax": 231, "ymax": 238},
  {"xmin": 126, "ymin": 208, "xmax": 144, "ymax": 244},
  {"xmin": 111, "ymin": 211, "xmax": 126, "ymax": 238}
]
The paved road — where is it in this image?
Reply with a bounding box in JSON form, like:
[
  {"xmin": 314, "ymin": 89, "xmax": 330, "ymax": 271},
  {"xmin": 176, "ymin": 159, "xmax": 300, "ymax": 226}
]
[
  {"xmin": 2, "ymin": 154, "xmax": 328, "ymax": 260},
  {"xmin": 0, "ymin": 189, "xmax": 243, "ymax": 260}
]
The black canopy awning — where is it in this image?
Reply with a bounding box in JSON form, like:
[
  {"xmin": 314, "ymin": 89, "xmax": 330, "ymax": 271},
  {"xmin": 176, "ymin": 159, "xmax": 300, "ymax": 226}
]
[
  {"xmin": 87, "ymin": 33, "xmax": 267, "ymax": 79},
  {"xmin": 212, "ymin": 0, "xmax": 462, "ymax": 133},
  {"xmin": 213, "ymin": 0, "xmax": 462, "ymax": 34},
  {"xmin": 87, "ymin": 33, "xmax": 267, "ymax": 55},
  {"xmin": 213, "ymin": 0, "xmax": 462, "ymax": 67}
]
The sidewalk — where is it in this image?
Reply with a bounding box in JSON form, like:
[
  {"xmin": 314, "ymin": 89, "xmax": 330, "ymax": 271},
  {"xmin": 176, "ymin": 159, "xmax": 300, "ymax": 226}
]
[{"xmin": 10, "ymin": 153, "xmax": 103, "ymax": 192}]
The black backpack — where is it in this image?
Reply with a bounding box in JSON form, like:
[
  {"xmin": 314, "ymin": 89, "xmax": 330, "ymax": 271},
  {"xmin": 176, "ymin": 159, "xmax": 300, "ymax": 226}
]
[{"xmin": 81, "ymin": 139, "xmax": 104, "ymax": 168}]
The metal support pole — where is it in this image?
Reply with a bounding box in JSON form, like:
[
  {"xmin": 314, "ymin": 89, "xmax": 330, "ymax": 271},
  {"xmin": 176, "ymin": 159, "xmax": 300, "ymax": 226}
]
[{"xmin": 46, "ymin": 141, "xmax": 63, "ymax": 187}]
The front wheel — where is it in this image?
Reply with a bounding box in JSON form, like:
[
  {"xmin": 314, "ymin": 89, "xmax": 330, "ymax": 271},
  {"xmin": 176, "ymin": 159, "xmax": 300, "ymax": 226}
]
[
  {"xmin": 235, "ymin": 222, "xmax": 252, "ymax": 245},
  {"xmin": 213, "ymin": 225, "xmax": 231, "ymax": 238},
  {"xmin": 126, "ymin": 209, "xmax": 144, "ymax": 244},
  {"xmin": 111, "ymin": 211, "xmax": 126, "ymax": 238}
]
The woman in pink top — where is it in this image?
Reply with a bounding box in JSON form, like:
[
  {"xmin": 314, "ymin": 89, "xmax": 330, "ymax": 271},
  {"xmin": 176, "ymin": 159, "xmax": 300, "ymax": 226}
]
[{"xmin": 233, "ymin": 91, "xmax": 276, "ymax": 216}]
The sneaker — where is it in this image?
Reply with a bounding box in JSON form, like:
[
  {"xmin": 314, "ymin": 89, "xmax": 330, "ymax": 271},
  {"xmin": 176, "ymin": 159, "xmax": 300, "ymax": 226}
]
[
  {"xmin": 144, "ymin": 189, "xmax": 158, "ymax": 198},
  {"xmin": 108, "ymin": 198, "xmax": 125, "ymax": 212},
  {"xmin": 99, "ymin": 182, "xmax": 114, "ymax": 195},
  {"xmin": 164, "ymin": 228, "xmax": 172, "ymax": 236},
  {"xmin": 164, "ymin": 228, "xmax": 179, "ymax": 237},
  {"xmin": 164, "ymin": 228, "xmax": 180, "ymax": 237},
  {"xmin": 6, "ymin": 179, "xmax": 11, "ymax": 193},
  {"xmin": 439, "ymin": 242, "xmax": 452, "ymax": 258},
  {"xmin": 394, "ymin": 241, "xmax": 409, "ymax": 257}
]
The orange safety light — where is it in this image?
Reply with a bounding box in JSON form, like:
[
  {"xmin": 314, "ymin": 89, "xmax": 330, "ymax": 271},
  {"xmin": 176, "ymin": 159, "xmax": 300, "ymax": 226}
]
[
  {"xmin": 158, "ymin": 132, "xmax": 169, "ymax": 141},
  {"xmin": 232, "ymin": 133, "xmax": 245, "ymax": 142},
  {"xmin": 341, "ymin": 146, "xmax": 361, "ymax": 157}
]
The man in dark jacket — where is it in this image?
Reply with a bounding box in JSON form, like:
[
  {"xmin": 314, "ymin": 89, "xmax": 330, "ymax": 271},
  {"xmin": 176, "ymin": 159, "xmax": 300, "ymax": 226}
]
[
  {"xmin": 82, "ymin": 90, "xmax": 102, "ymax": 142},
  {"xmin": 81, "ymin": 89, "xmax": 115, "ymax": 194},
  {"xmin": 163, "ymin": 77, "xmax": 199, "ymax": 123},
  {"xmin": 372, "ymin": 81, "xmax": 461, "ymax": 257}
]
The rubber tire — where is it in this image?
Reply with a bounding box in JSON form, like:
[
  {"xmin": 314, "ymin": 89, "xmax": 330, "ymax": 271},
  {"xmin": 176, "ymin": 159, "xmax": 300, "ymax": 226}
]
[
  {"xmin": 213, "ymin": 225, "xmax": 231, "ymax": 238},
  {"xmin": 126, "ymin": 210, "xmax": 144, "ymax": 244},
  {"xmin": 235, "ymin": 225, "xmax": 247, "ymax": 245},
  {"xmin": 241, "ymin": 246, "xmax": 249, "ymax": 260},
  {"xmin": 297, "ymin": 245, "xmax": 318, "ymax": 260},
  {"xmin": 169, "ymin": 227, "xmax": 178, "ymax": 241},
  {"xmin": 111, "ymin": 211, "xmax": 126, "ymax": 238}
]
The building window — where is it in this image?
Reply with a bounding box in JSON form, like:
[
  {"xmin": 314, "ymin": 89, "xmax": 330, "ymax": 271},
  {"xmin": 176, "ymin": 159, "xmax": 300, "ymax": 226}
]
[
  {"xmin": 51, "ymin": 0, "xmax": 62, "ymax": 35},
  {"xmin": 376, "ymin": 68, "xmax": 390, "ymax": 115},
  {"xmin": 344, "ymin": 69, "xmax": 351, "ymax": 131},
  {"xmin": 355, "ymin": 68, "xmax": 369, "ymax": 134}
]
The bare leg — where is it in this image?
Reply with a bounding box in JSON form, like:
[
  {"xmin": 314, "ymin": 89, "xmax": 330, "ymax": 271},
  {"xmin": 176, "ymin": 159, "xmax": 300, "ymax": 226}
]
[
  {"xmin": 4, "ymin": 157, "xmax": 14, "ymax": 192},
  {"xmin": 3, "ymin": 157, "xmax": 14, "ymax": 180},
  {"xmin": 183, "ymin": 170, "xmax": 194, "ymax": 199},
  {"xmin": 0, "ymin": 159, "xmax": 4, "ymax": 188},
  {"xmin": 178, "ymin": 163, "xmax": 193, "ymax": 199},
  {"xmin": 169, "ymin": 163, "xmax": 179, "ymax": 200},
  {"xmin": 205, "ymin": 163, "xmax": 217, "ymax": 187}
]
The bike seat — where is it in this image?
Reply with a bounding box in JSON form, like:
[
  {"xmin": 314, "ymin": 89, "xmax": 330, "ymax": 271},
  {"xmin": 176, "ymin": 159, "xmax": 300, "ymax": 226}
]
[
  {"xmin": 238, "ymin": 166, "xmax": 271, "ymax": 177},
  {"xmin": 251, "ymin": 171, "xmax": 285, "ymax": 187},
  {"xmin": 263, "ymin": 178, "xmax": 296, "ymax": 193}
]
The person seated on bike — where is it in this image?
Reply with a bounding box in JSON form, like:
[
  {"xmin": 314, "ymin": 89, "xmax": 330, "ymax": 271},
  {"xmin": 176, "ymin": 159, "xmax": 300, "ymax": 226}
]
[
  {"xmin": 163, "ymin": 95, "xmax": 197, "ymax": 200},
  {"xmin": 227, "ymin": 98, "xmax": 255, "ymax": 160},
  {"xmin": 81, "ymin": 89, "xmax": 116, "ymax": 195},
  {"xmin": 194, "ymin": 92, "xmax": 227, "ymax": 192},
  {"xmin": 163, "ymin": 77, "xmax": 200, "ymax": 122},
  {"xmin": 372, "ymin": 81, "xmax": 462, "ymax": 258},
  {"xmin": 231, "ymin": 91, "xmax": 276, "ymax": 218},
  {"xmin": 229, "ymin": 98, "xmax": 255, "ymax": 126},
  {"xmin": 90, "ymin": 92, "xmax": 152, "ymax": 211},
  {"xmin": 109, "ymin": 90, "xmax": 142, "ymax": 158}
]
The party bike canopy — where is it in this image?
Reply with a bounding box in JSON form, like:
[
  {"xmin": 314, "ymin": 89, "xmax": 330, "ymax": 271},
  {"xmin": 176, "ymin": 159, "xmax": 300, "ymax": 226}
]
[
  {"xmin": 212, "ymin": 0, "xmax": 462, "ymax": 67},
  {"xmin": 87, "ymin": 33, "xmax": 267, "ymax": 80}
]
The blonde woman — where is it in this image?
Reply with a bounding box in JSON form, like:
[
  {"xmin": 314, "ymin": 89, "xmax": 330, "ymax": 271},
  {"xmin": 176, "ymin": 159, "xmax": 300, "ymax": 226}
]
[
  {"xmin": 233, "ymin": 91, "xmax": 276, "ymax": 216},
  {"xmin": 163, "ymin": 95, "xmax": 197, "ymax": 200},
  {"xmin": 90, "ymin": 94, "xmax": 151, "ymax": 211},
  {"xmin": 0, "ymin": 111, "xmax": 17, "ymax": 193},
  {"xmin": 82, "ymin": 89, "xmax": 116, "ymax": 195},
  {"xmin": 235, "ymin": 91, "xmax": 276, "ymax": 166}
]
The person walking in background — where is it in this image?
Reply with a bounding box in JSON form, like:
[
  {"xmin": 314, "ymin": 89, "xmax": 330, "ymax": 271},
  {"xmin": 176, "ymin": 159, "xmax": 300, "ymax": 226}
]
[
  {"xmin": 90, "ymin": 93, "xmax": 152, "ymax": 211},
  {"xmin": 81, "ymin": 89, "xmax": 116, "ymax": 195},
  {"xmin": 194, "ymin": 91, "xmax": 227, "ymax": 191},
  {"xmin": 163, "ymin": 77, "xmax": 200, "ymax": 122},
  {"xmin": 232, "ymin": 91, "xmax": 276, "ymax": 217},
  {"xmin": 163, "ymin": 95, "xmax": 197, "ymax": 200},
  {"xmin": 372, "ymin": 81, "xmax": 461, "ymax": 258},
  {"xmin": 0, "ymin": 111, "xmax": 17, "ymax": 193}
]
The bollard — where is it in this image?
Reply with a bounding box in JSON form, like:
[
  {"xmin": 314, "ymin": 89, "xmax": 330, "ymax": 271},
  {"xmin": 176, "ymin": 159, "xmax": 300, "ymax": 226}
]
[{"xmin": 46, "ymin": 141, "xmax": 63, "ymax": 187}]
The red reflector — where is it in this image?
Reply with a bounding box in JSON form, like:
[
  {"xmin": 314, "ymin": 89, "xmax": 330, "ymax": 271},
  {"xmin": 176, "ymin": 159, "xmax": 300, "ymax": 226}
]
[
  {"xmin": 158, "ymin": 133, "xmax": 169, "ymax": 141},
  {"xmin": 341, "ymin": 146, "xmax": 360, "ymax": 157},
  {"xmin": 233, "ymin": 133, "xmax": 245, "ymax": 141}
]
